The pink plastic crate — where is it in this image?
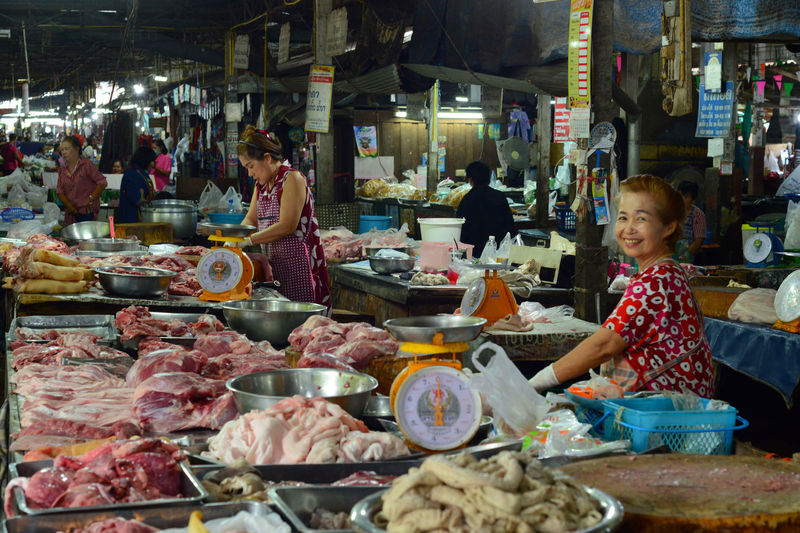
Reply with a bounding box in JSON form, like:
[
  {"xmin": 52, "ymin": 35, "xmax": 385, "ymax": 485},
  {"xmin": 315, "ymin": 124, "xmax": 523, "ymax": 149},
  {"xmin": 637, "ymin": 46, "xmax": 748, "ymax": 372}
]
[{"xmin": 419, "ymin": 241, "xmax": 474, "ymax": 271}]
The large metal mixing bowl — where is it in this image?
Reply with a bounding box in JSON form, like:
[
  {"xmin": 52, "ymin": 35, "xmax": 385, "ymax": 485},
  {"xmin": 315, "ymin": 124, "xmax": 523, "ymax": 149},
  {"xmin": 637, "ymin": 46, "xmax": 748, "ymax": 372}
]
[
  {"xmin": 60, "ymin": 221, "xmax": 110, "ymax": 241},
  {"xmin": 368, "ymin": 255, "xmax": 416, "ymax": 274},
  {"xmin": 78, "ymin": 238, "xmax": 144, "ymax": 252},
  {"xmin": 382, "ymin": 315, "xmax": 486, "ymax": 343},
  {"xmin": 226, "ymin": 368, "xmax": 379, "ymax": 417},
  {"xmin": 141, "ymin": 200, "xmax": 198, "ymax": 240},
  {"xmin": 94, "ymin": 266, "xmax": 176, "ymax": 298},
  {"xmin": 221, "ymin": 299, "xmax": 326, "ymax": 345}
]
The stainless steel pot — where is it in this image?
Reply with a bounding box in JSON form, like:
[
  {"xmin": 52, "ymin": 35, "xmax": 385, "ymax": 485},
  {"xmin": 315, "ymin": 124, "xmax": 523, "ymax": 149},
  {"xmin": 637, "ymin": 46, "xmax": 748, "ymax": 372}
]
[{"xmin": 141, "ymin": 200, "xmax": 197, "ymax": 240}]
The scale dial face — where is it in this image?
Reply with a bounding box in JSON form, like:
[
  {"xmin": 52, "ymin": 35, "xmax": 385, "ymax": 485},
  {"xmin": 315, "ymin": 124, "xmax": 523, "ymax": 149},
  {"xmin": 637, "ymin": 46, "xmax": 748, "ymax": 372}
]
[
  {"xmin": 460, "ymin": 278, "xmax": 486, "ymax": 317},
  {"xmin": 197, "ymin": 248, "xmax": 244, "ymax": 293},
  {"xmin": 394, "ymin": 365, "xmax": 481, "ymax": 450},
  {"xmin": 744, "ymin": 232, "xmax": 774, "ymax": 263}
]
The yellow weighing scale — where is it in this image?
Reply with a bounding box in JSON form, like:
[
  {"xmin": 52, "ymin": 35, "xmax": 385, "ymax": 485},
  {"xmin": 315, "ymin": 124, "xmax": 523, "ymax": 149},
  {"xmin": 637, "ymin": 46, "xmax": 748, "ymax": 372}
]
[
  {"xmin": 197, "ymin": 222, "xmax": 255, "ymax": 302},
  {"xmin": 383, "ymin": 316, "xmax": 487, "ymax": 452},
  {"xmin": 460, "ymin": 264, "xmax": 518, "ymax": 326}
]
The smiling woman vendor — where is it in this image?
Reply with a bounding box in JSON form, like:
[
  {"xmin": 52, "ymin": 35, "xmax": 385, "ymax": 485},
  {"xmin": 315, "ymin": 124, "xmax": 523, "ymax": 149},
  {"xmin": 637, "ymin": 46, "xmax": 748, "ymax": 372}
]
[
  {"xmin": 237, "ymin": 126, "xmax": 330, "ymax": 311},
  {"xmin": 529, "ymin": 174, "xmax": 714, "ymax": 396}
]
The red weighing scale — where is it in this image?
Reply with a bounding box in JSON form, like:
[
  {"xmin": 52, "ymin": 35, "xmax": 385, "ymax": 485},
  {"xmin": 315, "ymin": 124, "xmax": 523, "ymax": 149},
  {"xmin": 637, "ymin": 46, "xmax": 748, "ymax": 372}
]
[
  {"xmin": 197, "ymin": 222, "xmax": 255, "ymax": 302},
  {"xmin": 383, "ymin": 315, "xmax": 486, "ymax": 452}
]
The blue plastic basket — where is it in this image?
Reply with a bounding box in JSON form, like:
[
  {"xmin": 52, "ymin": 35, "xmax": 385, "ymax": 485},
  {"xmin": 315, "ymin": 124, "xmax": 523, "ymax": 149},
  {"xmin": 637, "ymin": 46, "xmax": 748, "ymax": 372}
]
[
  {"xmin": 596, "ymin": 397, "xmax": 748, "ymax": 455},
  {"xmin": 1, "ymin": 208, "xmax": 35, "ymax": 223},
  {"xmin": 207, "ymin": 212, "xmax": 246, "ymax": 224},
  {"xmin": 359, "ymin": 215, "xmax": 392, "ymax": 233},
  {"xmin": 554, "ymin": 204, "xmax": 576, "ymax": 231}
]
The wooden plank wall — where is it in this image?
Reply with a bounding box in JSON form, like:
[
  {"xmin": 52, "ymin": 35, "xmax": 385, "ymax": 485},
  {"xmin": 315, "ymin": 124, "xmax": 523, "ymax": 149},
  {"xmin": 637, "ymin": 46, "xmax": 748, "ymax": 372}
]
[{"xmin": 353, "ymin": 110, "xmax": 506, "ymax": 182}]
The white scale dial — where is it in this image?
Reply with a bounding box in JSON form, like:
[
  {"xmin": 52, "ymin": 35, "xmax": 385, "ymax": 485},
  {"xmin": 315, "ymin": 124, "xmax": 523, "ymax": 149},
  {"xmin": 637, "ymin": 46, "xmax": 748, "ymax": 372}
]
[
  {"xmin": 394, "ymin": 365, "xmax": 481, "ymax": 450},
  {"xmin": 197, "ymin": 248, "xmax": 244, "ymax": 293}
]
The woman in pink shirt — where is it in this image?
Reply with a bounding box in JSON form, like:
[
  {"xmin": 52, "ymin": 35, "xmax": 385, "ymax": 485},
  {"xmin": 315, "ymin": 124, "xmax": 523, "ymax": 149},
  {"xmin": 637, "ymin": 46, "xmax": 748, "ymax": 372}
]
[
  {"xmin": 151, "ymin": 139, "xmax": 172, "ymax": 191},
  {"xmin": 57, "ymin": 135, "xmax": 107, "ymax": 226}
]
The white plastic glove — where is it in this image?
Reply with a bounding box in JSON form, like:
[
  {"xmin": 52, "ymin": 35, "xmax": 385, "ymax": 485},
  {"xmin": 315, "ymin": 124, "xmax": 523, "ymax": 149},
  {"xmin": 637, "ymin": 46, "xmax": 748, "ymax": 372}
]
[
  {"xmin": 223, "ymin": 240, "xmax": 237, "ymax": 248},
  {"xmin": 243, "ymin": 236, "xmax": 254, "ymax": 247},
  {"xmin": 528, "ymin": 363, "xmax": 560, "ymax": 393}
]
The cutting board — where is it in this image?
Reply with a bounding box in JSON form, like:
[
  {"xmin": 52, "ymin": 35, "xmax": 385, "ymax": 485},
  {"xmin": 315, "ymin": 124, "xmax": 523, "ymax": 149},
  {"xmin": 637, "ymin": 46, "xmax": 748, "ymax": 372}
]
[{"xmin": 559, "ymin": 455, "xmax": 800, "ymax": 532}]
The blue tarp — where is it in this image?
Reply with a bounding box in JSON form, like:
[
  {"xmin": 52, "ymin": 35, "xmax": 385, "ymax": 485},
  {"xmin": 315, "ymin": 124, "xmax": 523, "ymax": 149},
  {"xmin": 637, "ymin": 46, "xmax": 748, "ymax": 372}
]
[{"xmin": 705, "ymin": 317, "xmax": 800, "ymax": 409}]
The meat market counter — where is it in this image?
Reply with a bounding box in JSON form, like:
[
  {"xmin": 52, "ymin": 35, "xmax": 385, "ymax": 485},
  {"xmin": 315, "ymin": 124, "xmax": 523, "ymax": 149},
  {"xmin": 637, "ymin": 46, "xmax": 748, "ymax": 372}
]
[{"xmin": 329, "ymin": 262, "xmax": 573, "ymax": 324}]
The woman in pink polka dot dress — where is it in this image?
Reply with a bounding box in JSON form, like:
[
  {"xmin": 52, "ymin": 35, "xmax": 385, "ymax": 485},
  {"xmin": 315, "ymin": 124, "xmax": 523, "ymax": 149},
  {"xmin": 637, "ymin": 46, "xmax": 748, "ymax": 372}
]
[
  {"xmin": 529, "ymin": 174, "xmax": 714, "ymax": 397},
  {"xmin": 237, "ymin": 126, "xmax": 330, "ymax": 312}
]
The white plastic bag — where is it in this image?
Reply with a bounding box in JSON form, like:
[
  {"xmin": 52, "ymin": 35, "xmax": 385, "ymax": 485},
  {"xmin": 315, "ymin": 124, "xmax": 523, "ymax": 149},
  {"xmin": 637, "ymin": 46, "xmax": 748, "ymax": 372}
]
[
  {"xmin": 217, "ymin": 186, "xmax": 243, "ymax": 213},
  {"xmin": 42, "ymin": 202, "xmax": 60, "ymax": 224},
  {"xmin": 26, "ymin": 184, "xmax": 46, "ymax": 208},
  {"xmin": 784, "ymin": 206, "xmax": 800, "ymax": 250},
  {"xmin": 198, "ymin": 181, "xmax": 223, "ymax": 214},
  {"xmin": 518, "ymin": 301, "xmax": 574, "ymax": 323},
  {"xmin": 497, "ymin": 232, "xmax": 513, "ymax": 261},
  {"xmin": 469, "ymin": 342, "xmax": 549, "ymax": 435},
  {"xmin": 727, "ymin": 288, "xmax": 778, "ymax": 325},
  {"xmin": 7, "ymin": 183, "xmax": 26, "ymax": 207},
  {"xmin": 525, "ymin": 409, "xmax": 631, "ymax": 458},
  {"xmin": 159, "ymin": 510, "xmax": 290, "ymax": 533},
  {"xmin": 6, "ymin": 220, "xmax": 57, "ymax": 240}
]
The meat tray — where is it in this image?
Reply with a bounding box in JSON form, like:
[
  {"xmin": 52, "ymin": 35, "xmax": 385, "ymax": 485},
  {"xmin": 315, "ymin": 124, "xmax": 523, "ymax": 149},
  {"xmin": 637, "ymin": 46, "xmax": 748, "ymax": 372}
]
[
  {"xmin": 7, "ymin": 315, "xmax": 117, "ymax": 345},
  {"xmin": 269, "ymin": 486, "xmax": 384, "ymax": 533},
  {"xmin": 8, "ymin": 459, "xmax": 208, "ymax": 516},
  {"xmin": 2, "ymin": 501, "xmax": 276, "ymax": 533},
  {"xmin": 120, "ymin": 312, "xmax": 219, "ymax": 351}
]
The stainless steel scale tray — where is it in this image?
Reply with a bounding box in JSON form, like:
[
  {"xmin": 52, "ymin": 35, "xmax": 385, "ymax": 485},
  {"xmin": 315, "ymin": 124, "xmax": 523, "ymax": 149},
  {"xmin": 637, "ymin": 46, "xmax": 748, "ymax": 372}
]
[
  {"xmin": 3, "ymin": 501, "xmax": 274, "ymax": 533},
  {"xmin": 269, "ymin": 486, "xmax": 383, "ymax": 533},
  {"xmin": 7, "ymin": 315, "xmax": 117, "ymax": 345},
  {"xmin": 8, "ymin": 459, "xmax": 207, "ymax": 516}
]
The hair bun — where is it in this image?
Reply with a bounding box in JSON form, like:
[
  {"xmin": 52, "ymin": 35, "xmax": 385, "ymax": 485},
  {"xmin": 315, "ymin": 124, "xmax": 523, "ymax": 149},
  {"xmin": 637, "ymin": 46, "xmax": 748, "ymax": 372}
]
[{"xmin": 241, "ymin": 124, "xmax": 258, "ymax": 140}]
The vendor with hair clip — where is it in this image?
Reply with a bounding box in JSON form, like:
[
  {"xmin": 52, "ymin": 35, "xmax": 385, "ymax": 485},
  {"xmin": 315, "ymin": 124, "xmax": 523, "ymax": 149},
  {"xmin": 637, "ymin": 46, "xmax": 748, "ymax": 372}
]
[
  {"xmin": 236, "ymin": 125, "xmax": 331, "ymax": 311},
  {"xmin": 529, "ymin": 174, "xmax": 714, "ymax": 397}
]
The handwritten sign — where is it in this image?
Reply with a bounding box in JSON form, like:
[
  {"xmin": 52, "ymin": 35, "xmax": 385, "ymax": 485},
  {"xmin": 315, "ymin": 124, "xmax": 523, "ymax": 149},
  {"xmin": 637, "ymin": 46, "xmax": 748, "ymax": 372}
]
[{"xmin": 305, "ymin": 65, "xmax": 335, "ymax": 133}]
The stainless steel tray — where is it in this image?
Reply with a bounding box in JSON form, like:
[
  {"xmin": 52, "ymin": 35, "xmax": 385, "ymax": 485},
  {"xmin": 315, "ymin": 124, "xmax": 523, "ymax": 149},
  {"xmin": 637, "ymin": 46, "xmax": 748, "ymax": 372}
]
[
  {"xmin": 8, "ymin": 459, "xmax": 208, "ymax": 516},
  {"xmin": 7, "ymin": 315, "xmax": 117, "ymax": 345},
  {"xmin": 382, "ymin": 315, "xmax": 486, "ymax": 343},
  {"xmin": 270, "ymin": 486, "xmax": 383, "ymax": 533},
  {"xmin": 3, "ymin": 501, "xmax": 275, "ymax": 533},
  {"xmin": 196, "ymin": 460, "xmax": 423, "ymax": 485},
  {"xmin": 349, "ymin": 486, "xmax": 624, "ymax": 533},
  {"xmin": 74, "ymin": 249, "xmax": 150, "ymax": 258}
]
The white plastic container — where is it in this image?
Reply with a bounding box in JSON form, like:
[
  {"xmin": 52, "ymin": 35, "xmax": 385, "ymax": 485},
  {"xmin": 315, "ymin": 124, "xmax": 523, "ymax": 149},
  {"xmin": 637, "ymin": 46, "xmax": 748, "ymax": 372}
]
[{"xmin": 418, "ymin": 218, "xmax": 465, "ymax": 242}]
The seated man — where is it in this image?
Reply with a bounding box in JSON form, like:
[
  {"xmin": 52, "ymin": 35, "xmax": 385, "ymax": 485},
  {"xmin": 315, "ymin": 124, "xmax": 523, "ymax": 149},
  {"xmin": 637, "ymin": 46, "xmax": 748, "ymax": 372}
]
[{"xmin": 456, "ymin": 160, "xmax": 517, "ymax": 256}]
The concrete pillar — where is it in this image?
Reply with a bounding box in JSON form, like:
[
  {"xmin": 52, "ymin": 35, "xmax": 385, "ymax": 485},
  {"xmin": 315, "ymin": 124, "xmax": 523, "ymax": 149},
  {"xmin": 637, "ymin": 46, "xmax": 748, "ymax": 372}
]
[
  {"xmin": 314, "ymin": 0, "xmax": 335, "ymax": 205},
  {"xmin": 536, "ymin": 92, "xmax": 552, "ymax": 228}
]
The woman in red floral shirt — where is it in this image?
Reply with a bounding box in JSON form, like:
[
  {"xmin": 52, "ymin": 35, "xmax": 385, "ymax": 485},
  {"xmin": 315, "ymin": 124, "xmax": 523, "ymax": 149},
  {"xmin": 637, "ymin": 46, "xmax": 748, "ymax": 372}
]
[{"xmin": 529, "ymin": 174, "xmax": 714, "ymax": 397}]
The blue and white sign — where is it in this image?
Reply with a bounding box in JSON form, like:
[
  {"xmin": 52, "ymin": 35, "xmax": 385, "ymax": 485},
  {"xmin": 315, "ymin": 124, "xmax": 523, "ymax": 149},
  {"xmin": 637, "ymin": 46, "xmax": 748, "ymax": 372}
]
[{"xmin": 695, "ymin": 81, "xmax": 734, "ymax": 138}]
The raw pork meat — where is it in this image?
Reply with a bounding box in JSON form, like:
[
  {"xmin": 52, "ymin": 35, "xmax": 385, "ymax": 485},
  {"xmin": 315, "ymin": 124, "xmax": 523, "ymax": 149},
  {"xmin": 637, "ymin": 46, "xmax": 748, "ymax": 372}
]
[
  {"xmin": 332, "ymin": 470, "xmax": 398, "ymax": 487},
  {"xmin": 333, "ymin": 339, "xmax": 399, "ymax": 370},
  {"xmin": 125, "ymin": 348, "xmax": 208, "ymax": 387},
  {"xmin": 115, "ymin": 305, "xmax": 223, "ymax": 341},
  {"xmin": 297, "ymin": 353, "xmax": 357, "ymax": 372},
  {"xmin": 10, "ymin": 420, "xmax": 140, "ymax": 452},
  {"xmin": 288, "ymin": 316, "xmax": 338, "ymax": 351},
  {"xmin": 206, "ymin": 395, "xmax": 409, "ymax": 464},
  {"xmin": 67, "ymin": 518, "xmax": 158, "ymax": 533},
  {"xmin": 12, "ymin": 327, "xmax": 61, "ymax": 341},
  {"xmin": 133, "ymin": 372, "xmax": 239, "ymax": 433},
  {"xmin": 11, "ymin": 334, "xmax": 132, "ymax": 369},
  {"xmin": 4, "ymin": 438, "xmax": 183, "ymax": 517},
  {"xmin": 137, "ymin": 337, "xmax": 187, "ymax": 356},
  {"xmin": 193, "ymin": 330, "xmax": 252, "ymax": 357},
  {"xmin": 201, "ymin": 352, "xmax": 289, "ymax": 380},
  {"xmin": 176, "ymin": 245, "xmax": 210, "ymax": 256}
]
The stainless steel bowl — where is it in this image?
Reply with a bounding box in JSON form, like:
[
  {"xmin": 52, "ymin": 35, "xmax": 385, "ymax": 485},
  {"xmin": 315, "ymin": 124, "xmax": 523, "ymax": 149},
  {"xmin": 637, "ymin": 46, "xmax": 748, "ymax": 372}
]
[
  {"xmin": 94, "ymin": 266, "xmax": 176, "ymax": 298},
  {"xmin": 363, "ymin": 394, "xmax": 393, "ymax": 418},
  {"xmin": 226, "ymin": 368, "xmax": 379, "ymax": 417},
  {"xmin": 383, "ymin": 315, "xmax": 486, "ymax": 343},
  {"xmin": 141, "ymin": 200, "xmax": 198, "ymax": 240},
  {"xmin": 60, "ymin": 221, "xmax": 110, "ymax": 241},
  {"xmin": 198, "ymin": 222, "xmax": 256, "ymax": 238},
  {"xmin": 221, "ymin": 299, "xmax": 326, "ymax": 345},
  {"xmin": 368, "ymin": 256, "xmax": 416, "ymax": 274},
  {"xmin": 350, "ymin": 486, "xmax": 624, "ymax": 533},
  {"xmin": 364, "ymin": 246, "xmax": 414, "ymax": 258},
  {"xmin": 78, "ymin": 238, "xmax": 144, "ymax": 252}
]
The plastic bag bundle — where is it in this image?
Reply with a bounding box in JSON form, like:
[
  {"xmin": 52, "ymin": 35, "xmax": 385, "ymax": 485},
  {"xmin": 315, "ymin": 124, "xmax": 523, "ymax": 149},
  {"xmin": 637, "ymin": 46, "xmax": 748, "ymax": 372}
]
[
  {"xmin": 783, "ymin": 207, "xmax": 800, "ymax": 250},
  {"xmin": 6, "ymin": 220, "xmax": 58, "ymax": 240},
  {"xmin": 26, "ymin": 184, "xmax": 46, "ymax": 208},
  {"xmin": 523, "ymin": 408, "xmax": 631, "ymax": 458},
  {"xmin": 42, "ymin": 202, "xmax": 61, "ymax": 224},
  {"xmin": 727, "ymin": 288, "xmax": 778, "ymax": 325},
  {"xmin": 217, "ymin": 186, "xmax": 243, "ymax": 212},
  {"xmin": 198, "ymin": 181, "xmax": 223, "ymax": 214},
  {"xmin": 497, "ymin": 232, "xmax": 513, "ymax": 261},
  {"xmin": 518, "ymin": 301, "xmax": 575, "ymax": 323},
  {"xmin": 469, "ymin": 342, "xmax": 549, "ymax": 435},
  {"xmin": 7, "ymin": 183, "xmax": 27, "ymax": 207}
]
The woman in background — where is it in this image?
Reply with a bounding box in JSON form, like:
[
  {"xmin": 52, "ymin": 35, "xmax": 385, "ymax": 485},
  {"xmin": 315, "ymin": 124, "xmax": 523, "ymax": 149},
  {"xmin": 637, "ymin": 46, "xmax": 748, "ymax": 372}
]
[
  {"xmin": 118, "ymin": 147, "xmax": 156, "ymax": 223},
  {"xmin": 56, "ymin": 135, "xmax": 107, "ymax": 225},
  {"xmin": 151, "ymin": 139, "xmax": 172, "ymax": 191}
]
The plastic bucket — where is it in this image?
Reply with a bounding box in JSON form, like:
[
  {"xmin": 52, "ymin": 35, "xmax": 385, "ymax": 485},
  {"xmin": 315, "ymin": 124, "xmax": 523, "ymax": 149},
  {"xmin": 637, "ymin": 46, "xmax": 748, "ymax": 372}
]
[
  {"xmin": 418, "ymin": 218, "xmax": 465, "ymax": 242},
  {"xmin": 359, "ymin": 215, "xmax": 392, "ymax": 233},
  {"xmin": 419, "ymin": 241, "xmax": 474, "ymax": 271}
]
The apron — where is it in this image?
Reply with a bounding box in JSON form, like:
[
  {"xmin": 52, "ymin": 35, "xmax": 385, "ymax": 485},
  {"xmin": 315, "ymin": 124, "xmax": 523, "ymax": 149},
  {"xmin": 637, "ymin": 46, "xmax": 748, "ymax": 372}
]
[{"xmin": 256, "ymin": 164, "xmax": 331, "ymax": 311}]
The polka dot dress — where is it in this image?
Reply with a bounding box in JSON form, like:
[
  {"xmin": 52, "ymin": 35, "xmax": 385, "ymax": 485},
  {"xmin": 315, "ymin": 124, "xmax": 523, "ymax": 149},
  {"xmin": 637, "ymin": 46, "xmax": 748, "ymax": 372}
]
[
  {"xmin": 256, "ymin": 164, "xmax": 331, "ymax": 311},
  {"xmin": 601, "ymin": 259, "xmax": 714, "ymax": 396}
]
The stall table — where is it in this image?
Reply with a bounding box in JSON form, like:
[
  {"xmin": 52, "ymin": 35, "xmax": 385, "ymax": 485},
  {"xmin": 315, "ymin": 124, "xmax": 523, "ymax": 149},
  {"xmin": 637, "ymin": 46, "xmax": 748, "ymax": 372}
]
[{"xmin": 329, "ymin": 262, "xmax": 573, "ymax": 324}]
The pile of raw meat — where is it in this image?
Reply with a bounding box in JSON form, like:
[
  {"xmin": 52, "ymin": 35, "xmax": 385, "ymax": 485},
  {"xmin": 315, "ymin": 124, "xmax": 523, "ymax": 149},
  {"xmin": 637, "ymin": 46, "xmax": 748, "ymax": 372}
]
[
  {"xmin": 1, "ymin": 233, "xmax": 71, "ymax": 273},
  {"xmin": 10, "ymin": 332, "xmax": 132, "ymax": 369},
  {"xmin": 81, "ymin": 254, "xmax": 202, "ymax": 296},
  {"xmin": 206, "ymin": 395, "xmax": 410, "ymax": 464},
  {"xmin": 321, "ymin": 226, "xmax": 413, "ymax": 262},
  {"xmin": 289, "ymin": 316, "xmax": 399, "ymax": 371},
  {"xmin": 114, "ymin": 305, "xmax": 224, "ymax": 342},
  {"xmin": 4, "ymin": 438, "xmax": 186, "ymax": 517},
  {"xmin": 3, "ymin": 244, "xmax": 92, "ymax": 294}
]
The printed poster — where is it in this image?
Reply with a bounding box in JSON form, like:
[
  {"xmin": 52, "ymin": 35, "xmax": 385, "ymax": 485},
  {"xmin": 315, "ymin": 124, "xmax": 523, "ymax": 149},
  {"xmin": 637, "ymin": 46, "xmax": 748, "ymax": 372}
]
[
  {"xmin": 695, "ymin": 81, "xmax": 735, "ymax": 138},
  {"xmin": 568, "ymin": 0, "xmax": 593, "ymax": 108},
  {"xmin": 553, "ymin": 97, "xmax": 573, "ymax": 142},
  {"xmin": 478, "ymin": 124, "xmax": 501, "ymax": 140},
  {"xmin": 354, "ymin": 126, "xmax": 378, "ymax": 157},
  {"xmin": 305, "ymin": 65, "xmax": 335, "ymax": 133}
]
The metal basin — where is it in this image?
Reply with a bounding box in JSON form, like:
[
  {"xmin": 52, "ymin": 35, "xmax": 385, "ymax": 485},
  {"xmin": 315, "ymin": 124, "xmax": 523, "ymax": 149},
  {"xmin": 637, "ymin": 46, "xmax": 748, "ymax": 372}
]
[
  {"xmin": 226, "ymin": 368, "xmax": 379, "ymax": 417},
  {"xmin": 383, "ymin": 315, "xmax": 486, "ymax": 343},
  {"xmin": 94, "ymin": 266, "xmax": 176, "ymax": 298},
  {"xmin": 221, "ymin": 299, "xmax": 326, "ymax": 345},
  {"xmin": 60, "ymin": 221, "xmax": 110, "ymax": 241},
  {"xmin": 368, "ymin": 255, "xmax": 416, "ymax": 274},
  {"xmin": 350, "ymin": 486, "xmax": 624, "ymax": 533},
  {"xmin": 198, "ymin": 222, "xmax": 256, "ymax": 238},
  {"xmin": 141, "ymin": 200, "xmax": 198, "ymax": 240},
  {"xmin": 364, "ymin": 246, "xmax": 414, "ymax": 258},
  {"xmin": 78, "ymin": 238, "xmax": 144, "ymax": 252}
]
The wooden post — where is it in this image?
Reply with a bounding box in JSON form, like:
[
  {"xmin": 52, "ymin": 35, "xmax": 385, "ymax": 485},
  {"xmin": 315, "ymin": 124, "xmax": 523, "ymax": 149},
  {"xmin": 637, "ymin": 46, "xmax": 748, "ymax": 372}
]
[
  {"xmin": 536, "ymin": 92, "xmax": 552, "ymax": 227},
  {"xmin": 314, "ymin": 0, "xmax": 335, "ymax": 205},
  {"xmin": 573, "ymin": 0, "xmax": 614, "ymax": 322},
  {"xmin": 225, "ymin": 32, "xmax": 239, "ymax": 179},
  {"xmin": 426, "ymin": 80, "xmax": 440, "ymax": 194}
]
